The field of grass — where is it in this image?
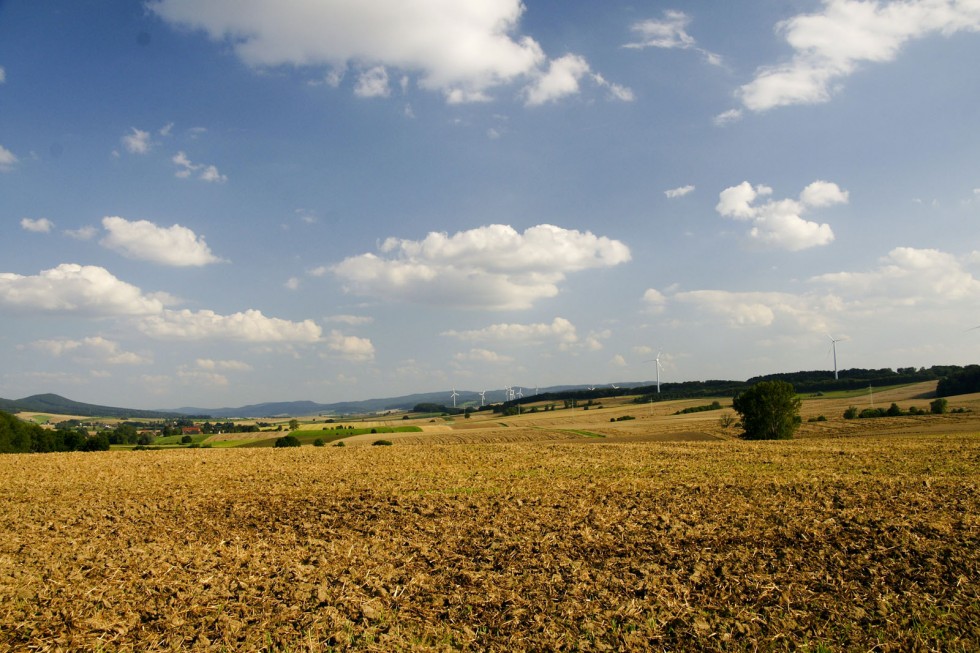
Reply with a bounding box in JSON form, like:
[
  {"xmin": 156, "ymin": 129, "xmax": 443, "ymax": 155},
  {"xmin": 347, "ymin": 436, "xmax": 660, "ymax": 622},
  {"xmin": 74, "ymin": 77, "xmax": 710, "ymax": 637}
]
[{"xmin": 1, "ymin": 383, "xmax": 978, "ymax": 650}]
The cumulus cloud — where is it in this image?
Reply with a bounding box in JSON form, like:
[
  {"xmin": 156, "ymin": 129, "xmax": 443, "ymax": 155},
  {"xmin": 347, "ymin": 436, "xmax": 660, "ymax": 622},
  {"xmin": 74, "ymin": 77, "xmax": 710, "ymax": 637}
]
[
  {"xmin": 523, "ymin": 55, "xmax": 633, "ymax": 106},
  {"xmin": 716, "ymin": 180, "xmax": 847, "ymax": 250},
  {"xmin": 740, "ymin": 0, "xmax": 980, "ymax": 111},
  {"xmin": 523, "ymin": 54, "xmax": 591, "ymax": 106},
  {"xmin": 195, "ymin": 358, "xmax": 252, "ymax": 371},
  {"xmin": 442, "ymin": 317, "xmax": 578, "ymax": 345},
  {"xmin": 139, "ymin": 308, "xmax": 322, "ymax": 342},
  {"xmin": 331, "ymin": 224, "xmax": 631, "ymax": 310},
  {"xmin": 812, "ymin": 246, "xmax": 980, "ymax": 306},
  {"xmin": 0, "ymin": 144, "xmax": 18, "ymax": 172},
  {"xmin": 664, "ymin": 185, "xmax": 695, "ymax": 199},
  {"xmin": 121, "ymin": 127, "xmax": 153, "ymax": 154},
  {"xmin": 64, "ymin": 226, "xmax": 98, "ymax": 240},
  {"xmin": 624, "ymin": 10, "xmax": 722, "ymax": 64},
  {"xmin": 29, "ymin": 336, "xmax": 151, "ymax": 365},
  {"xmin": 326, "ymin": 314, "xmax": 374, "ymax": 326},
  {"xmin": 325, "ymin": 330, "xmax": 375, "ymax": 361},
  {"xmin": 0, "ymin": 264, "xmax": 168, "ymax": 316},
  {"xmin": 21, "ymin": 218, "xmax": 54, "ymax": 233},
  {"xmin": 354, "ymin": 66, "xmax": 391, "ymax": 98},
  {"xmin": 172, "ymin": 151, "xmax": 227, "ymax": 182},
  {"xmin": 673, "ymin": 289, "xmax": 841, "ymax": 332},
  {"xmin": 454, "ymin": 348, "xmax": 514, "ymax": 364},
  {"xmin": 100, "ymin": 216, "xmax": 225, "ymax": 266},
  {"xmin": 643, "ymin": 288, "xmax": 667, "ymax": 313},
  {"xmin": 713, "ymin": 108, "xmax": 743, "ymax": 126},
  {"xmin": 150, "ymin": 0, "xmax": 622, "ymax": 105}
]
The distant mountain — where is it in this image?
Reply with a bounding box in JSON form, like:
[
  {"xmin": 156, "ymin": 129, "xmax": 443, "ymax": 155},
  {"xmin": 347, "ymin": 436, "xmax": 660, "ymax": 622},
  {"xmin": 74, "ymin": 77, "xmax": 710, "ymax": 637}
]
[{"xmin": 0, "ymin": 393, "xmax": 182, "ymax": 419}]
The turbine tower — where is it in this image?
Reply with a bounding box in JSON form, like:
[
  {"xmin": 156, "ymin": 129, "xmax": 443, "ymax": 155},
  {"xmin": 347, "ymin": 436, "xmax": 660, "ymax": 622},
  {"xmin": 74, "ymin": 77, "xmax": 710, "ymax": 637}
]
[
  {"xmin": 450, "ymin": 387, "xmax": 460, "ymax": 408},
  {"xmin": 828, "ymin": 335, "xmax": 842, "ymax": 380},
  {"xmin": 479, "ymin": 390, "xmax": 486, "ymax": 406},
  {"xmin": 654, "ymin": 351, "xmax": 664, "ymax": 393}
]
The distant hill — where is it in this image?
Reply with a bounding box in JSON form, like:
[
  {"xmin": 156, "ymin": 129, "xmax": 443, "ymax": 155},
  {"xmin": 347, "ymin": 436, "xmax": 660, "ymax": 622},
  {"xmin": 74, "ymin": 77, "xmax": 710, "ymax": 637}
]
[
  {"xmin": 4, "ymin": 365, "xmax": 962, "ymax": 420},
  {"xmin": 0, "ymin": 393, "xmax": 182, "ymax": 419}
]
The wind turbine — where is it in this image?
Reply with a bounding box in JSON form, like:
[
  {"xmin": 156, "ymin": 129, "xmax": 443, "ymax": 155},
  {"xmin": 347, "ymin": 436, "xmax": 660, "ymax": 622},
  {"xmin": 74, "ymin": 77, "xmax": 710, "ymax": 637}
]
[
  {"xmin": 479, "ymin": 390, "xmax": 486, "ymax": 407},
  {"xmin": 827, "ymin": 335, "xmax": 842, "ymax": 380},
  {"xmin": 450, "ymin": 387, "xmax": 459, "ymax": 408},
  {"xmin": 651, "ymin": 351, "xmax": 664, "ymax": 393}
]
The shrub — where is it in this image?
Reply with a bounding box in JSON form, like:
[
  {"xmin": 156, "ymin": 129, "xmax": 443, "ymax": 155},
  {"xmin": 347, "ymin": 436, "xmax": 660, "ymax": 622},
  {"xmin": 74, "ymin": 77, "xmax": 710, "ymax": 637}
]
[
  {"xmin": 313, "ymin": 438, "xmax": 325, "ymax": 447},
  {"xmin": 887, "ymin": 403, "xmax": 902, "ymax": 417},
  {"xmin": 274, "ymin": 435, "xmax": 301, "ymax": 448},
  {"xmin": 719, "ymin": 413, "xmax": 735, "ymax": 429},
  {"xmin": 843, "ymin": 406, "xmax": 859, "ymax": 419},
  {"xmin": 181, "ymin": 435, "xmax": 193, "ymax": 444},
  {"xmin": 732, "ymin": 380, "xmax": 801, "ymax": 440},
  {"xmin": 372, "ymin": 439, "xmax": 393, "ymax": 446},
  {"xmin": 333, "ymin": 441, "xmax": 345, "ymax": 447},
  {"xmin": 930, "ymin": 398, "xmax": 948, "ymax": 414}
]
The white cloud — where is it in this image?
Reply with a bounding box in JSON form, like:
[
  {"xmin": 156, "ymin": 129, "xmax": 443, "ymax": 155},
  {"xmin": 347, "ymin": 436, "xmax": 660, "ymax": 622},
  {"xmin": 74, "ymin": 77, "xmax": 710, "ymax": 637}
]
[
  {"xmin": 0, "ymin": 66, "xmax": 5, "ymax": 83},
  {"xmin": 0, "ymin": 264, "xmax": 167, "ymax": 316},
  {"xmin": 454, "ymin": 348, "xmax": 513, "ymax": 364},
  {"xmin": 0, "ymin": 144, "xmax": 18, "ymax": 172},
  {"xmin": 29, "ymin": 336, "xmax": 151, "ymax": 365},
  {"xmin": 354, "ymin": 66, "xmax": 390, "ymax": 98},
  {"xmin": 611, "ymin": 354, "xmax": 627, "ymax": 367},
  {"xmin": 716, "ymin": 180, "xmax": 846, "ymax": 250},
  {"xmin": 21, "ymin": 218, "xmax": 54, "ymax": 233},
  {"xmin": 284, "ymin": 277, "xmax": 301, "ymax": 290},
  {"xmin": 325, "ymin": 330, "xmax": 375, "ymax": 361},
  {"xmin": 195, "ymin": 358, "xmax": 252, "ymax": 371},
  {"xmin": 64, "ymin": 226, "xmax": 98, "ymax": 240},
  {"xmin": 625, "ymin": 10, "xmax": 696, "ymax": 50},
  {"xmin": 177, "ymin": 368, "xmax": 230, "ymax": 387},
  {"xmin": 152, "ymin": 0, "xmax": 550, "ymax": 102},
  {"xmin": 673, "ymin": 289, "xmax": 841, "ymax": 332},
  {"xmin": 740, "ymin": 0, "xmax": 980, "ymax": 111},
  {"xmin": 812, "ymin": 247, "xmax": 980, "ymax": 306},
  {"xmin": 523, "ymin": 54, "xmax": 591, "ymax": 106},
  {"xmin": 331, "ymin": 224, "xmax": 631, "ymax": 310},
  {"xmin": 100, "ymin": 216, "xmax": 225, "ymax": 266},
  {"xmin": 624, "ymin": 10, "xmax": 722, "ymax": 64},
  {"xmin": 643, "ymin": 288, "xmax": 667, "ymax": 313},
  {"xmin": 442, "ymin": 317, "xmax": 578, "ymax": 345},
  {"xmin": 140, "ymin": 308, "xmax": 322, "ymax": 342},
  {"xmin": 326, "ymin": 314, "xmax": 374, "ymax": 326},
  {"xmin": 121, "ymin": 127, "xmax": 153, "ymax": 154},
  {"xmin": 664, "ymin": 185, "xmax": 695, "ymax": 199},
  {"xmin": 159, "ymin": 122, "xmax": 175, "ymax": 136},
  {"xmin": 713, "ymin": 108, "xmax": 743, "ymax": 126},
  {"xmin": 172, "ymin": 151, "xmax": 227, "ymax": 182}
]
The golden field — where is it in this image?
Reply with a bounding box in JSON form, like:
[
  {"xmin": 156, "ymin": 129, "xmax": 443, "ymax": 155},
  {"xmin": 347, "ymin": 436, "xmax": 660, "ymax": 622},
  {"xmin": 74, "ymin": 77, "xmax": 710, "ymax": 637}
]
[{"xmin": 1, "ymin": 382, "xmax": 978, "ymax": 651}]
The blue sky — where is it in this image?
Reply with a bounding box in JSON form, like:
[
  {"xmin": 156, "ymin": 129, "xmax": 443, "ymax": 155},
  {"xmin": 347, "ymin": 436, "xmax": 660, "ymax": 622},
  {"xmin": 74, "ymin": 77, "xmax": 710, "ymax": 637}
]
[{"xmin": 2, "ymin": 0, "xmax": 979, "ymax": 409}]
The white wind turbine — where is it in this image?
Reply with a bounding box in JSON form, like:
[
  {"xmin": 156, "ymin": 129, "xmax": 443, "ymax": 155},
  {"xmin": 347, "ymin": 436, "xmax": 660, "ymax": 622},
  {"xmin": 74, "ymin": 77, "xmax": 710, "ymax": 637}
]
[
  {"xmin": 450, "ymin": 387, "xmax": 460, "ymax": 408},
  {"xmin": 827, "ymin": 335, "xmax": 842, "ymax": 380},
  {"xmin": 652, "ymin": 351, "xmax": 665, "ymax": 393},
  {"xmin": 479, "ymin": 390, "xmax": 486, "ymax": 407}
]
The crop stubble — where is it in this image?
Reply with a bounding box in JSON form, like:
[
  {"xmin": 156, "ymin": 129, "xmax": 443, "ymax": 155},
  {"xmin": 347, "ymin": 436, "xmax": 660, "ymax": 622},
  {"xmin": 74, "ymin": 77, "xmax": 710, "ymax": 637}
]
[{"xmin": 1, "ymin": 434, "xmax": 978, "ymax": 651}]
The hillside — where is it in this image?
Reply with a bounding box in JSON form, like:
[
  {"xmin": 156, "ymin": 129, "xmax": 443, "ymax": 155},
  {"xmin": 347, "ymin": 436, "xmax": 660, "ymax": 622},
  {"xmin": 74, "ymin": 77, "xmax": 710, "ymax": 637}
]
[{"xmin": 0, "ymin": 394, "xmax": 181, "ymax": 419}]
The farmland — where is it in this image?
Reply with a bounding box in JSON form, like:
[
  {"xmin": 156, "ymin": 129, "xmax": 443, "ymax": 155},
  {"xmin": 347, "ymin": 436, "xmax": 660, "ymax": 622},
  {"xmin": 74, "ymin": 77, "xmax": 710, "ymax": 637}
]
[{"xmin": 1, "ymin": 382, "xmax": 978, "ymax": 650}]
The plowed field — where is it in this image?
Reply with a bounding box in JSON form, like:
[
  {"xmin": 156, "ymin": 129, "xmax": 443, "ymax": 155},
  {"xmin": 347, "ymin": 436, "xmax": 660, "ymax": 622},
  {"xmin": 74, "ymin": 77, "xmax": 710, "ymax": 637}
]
[{"xmin": 2, "ymin": 427, "xmax": 978, "ymax": 651}]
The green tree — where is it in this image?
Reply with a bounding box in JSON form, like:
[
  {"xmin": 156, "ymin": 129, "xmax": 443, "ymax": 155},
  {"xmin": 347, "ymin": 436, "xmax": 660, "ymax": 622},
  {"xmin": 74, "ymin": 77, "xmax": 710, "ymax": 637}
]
[
  {"xmin": 732, "ymin": 380, "xmax": 801, "ymax": 440},
  {"xmin": 930, "ymin": 397, "xmax": 948, "ymax": 414},
  {"xmin": 288, "ymin": 419, "xmax": 300, "ymax": 431},
  {"xmin": 274, "ymin": 435, "xmax": 301, "ymax": 448}
]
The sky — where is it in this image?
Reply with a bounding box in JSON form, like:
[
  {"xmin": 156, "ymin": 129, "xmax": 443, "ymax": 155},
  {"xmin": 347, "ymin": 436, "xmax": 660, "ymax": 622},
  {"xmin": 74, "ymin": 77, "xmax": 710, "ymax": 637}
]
[{"xmin": 1, "ymin": 0, "xmax": 979, "ymax": 409}]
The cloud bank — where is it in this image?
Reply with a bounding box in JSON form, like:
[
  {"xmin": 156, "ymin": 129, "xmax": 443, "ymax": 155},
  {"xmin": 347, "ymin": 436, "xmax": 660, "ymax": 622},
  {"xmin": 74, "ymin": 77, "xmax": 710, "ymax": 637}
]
[
  {"xmin": 741, "ymin": 0, "xmax": 980, "ymax": 111},
  {"xmin": 716, "ymin": 180, "xmax": 847, "ymax": 250},
  {"xmin": 332, "ymin": 224, "xmax": 631, "ymax": 310}
]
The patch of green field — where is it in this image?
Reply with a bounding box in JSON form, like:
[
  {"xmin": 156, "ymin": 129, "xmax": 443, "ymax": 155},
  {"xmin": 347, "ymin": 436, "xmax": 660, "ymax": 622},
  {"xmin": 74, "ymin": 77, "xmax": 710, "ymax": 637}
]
[{"xmin": 805, "ymin": 383, "xmax": 919, "ymax": 399}]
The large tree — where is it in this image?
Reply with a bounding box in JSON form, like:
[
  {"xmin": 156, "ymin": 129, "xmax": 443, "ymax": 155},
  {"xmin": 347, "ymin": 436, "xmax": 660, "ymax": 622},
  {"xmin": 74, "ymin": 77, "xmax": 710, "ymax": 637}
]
[{"xmin": 732, "ymin": 380, "xmax": 801, "ymax": 440}]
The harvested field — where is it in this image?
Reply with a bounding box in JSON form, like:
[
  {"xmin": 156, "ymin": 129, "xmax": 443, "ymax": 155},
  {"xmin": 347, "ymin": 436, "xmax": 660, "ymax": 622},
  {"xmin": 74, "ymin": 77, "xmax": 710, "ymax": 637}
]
[{"xmin": 1, "ymin": 430, "xmax": 978, "ymax": 651}]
